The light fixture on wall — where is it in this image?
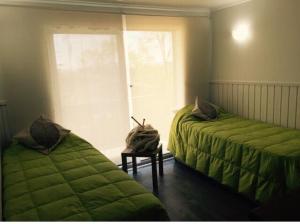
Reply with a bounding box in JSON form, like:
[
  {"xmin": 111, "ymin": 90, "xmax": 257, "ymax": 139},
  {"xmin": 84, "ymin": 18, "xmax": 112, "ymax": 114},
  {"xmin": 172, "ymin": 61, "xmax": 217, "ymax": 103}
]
[{"xmin": 232, "ymin": 23, "xmax": 251, "ymax": 43}]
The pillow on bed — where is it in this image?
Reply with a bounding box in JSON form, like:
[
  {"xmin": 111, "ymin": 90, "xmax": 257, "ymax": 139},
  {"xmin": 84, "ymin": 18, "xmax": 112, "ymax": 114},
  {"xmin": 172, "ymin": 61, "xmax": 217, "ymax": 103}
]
[
  {"xmin": 209, "ymin": 102, "xmax": 224, "ymax": 115},
  {"xmin": 14, "ymin": 116, "xmax": 70, "ymax": 155},
  {"xmin": 191, "ymin": 97, "xmax": 218, "ymax": 120}
]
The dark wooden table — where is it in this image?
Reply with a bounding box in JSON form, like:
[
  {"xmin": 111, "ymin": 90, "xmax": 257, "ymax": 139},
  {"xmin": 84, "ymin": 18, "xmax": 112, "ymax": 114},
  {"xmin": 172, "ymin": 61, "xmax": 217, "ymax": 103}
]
[{"xmin": 121, "ymin": 145, "xmax": 163, "ymax": 193}]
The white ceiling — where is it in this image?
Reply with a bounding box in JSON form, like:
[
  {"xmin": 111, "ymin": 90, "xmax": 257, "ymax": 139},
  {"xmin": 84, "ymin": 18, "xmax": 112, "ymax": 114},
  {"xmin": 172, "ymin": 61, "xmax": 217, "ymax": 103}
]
[
  {"xmin": 80, "ymin": 0, "xmax": 248, "ymax": 9},
  {"xmin": 0, "ymin": 0, "xmax": 250, "ymax": 16}
]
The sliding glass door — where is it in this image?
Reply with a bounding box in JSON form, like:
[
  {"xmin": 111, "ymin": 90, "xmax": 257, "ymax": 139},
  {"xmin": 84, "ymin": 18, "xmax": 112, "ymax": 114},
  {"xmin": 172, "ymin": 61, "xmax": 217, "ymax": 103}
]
[
  {"xmin": 125, "ymin": 31, "xmax": 175, "ymax": 152},
  {"xmin": 49, "ymin": 17, "xmax": 184, "ymax": 164}
]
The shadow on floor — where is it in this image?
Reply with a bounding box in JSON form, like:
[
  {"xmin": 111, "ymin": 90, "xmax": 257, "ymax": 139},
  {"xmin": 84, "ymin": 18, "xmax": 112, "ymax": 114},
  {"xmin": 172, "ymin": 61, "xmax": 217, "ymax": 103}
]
[{"xmin": 128, "ymin": 158, "xmax": 258, "ymax": 221}]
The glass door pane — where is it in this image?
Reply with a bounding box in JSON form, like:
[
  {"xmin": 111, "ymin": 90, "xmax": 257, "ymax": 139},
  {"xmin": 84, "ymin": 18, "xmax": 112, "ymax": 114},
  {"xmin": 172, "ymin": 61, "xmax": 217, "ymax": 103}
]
[{"xmin": 126, "ymin": 31, "xmax": 175, "ymax": 153}]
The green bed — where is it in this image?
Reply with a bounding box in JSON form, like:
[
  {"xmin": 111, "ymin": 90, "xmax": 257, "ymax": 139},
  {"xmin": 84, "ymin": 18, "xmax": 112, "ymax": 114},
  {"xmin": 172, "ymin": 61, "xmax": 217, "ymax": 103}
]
[
  {"xmin": 168, "ymin": 105, "xmax": 300, "ymax": 202},
  {"xmin": 2, "ymin": 134, "xmax": 169, "ymax": 221}
]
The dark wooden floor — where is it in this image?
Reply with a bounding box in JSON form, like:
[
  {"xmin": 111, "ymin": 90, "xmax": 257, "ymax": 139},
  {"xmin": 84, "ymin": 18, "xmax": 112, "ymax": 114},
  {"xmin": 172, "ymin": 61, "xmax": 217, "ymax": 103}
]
[{"xmin": 128, "ymin": 158, "xmax": 258, "ymax": 221}]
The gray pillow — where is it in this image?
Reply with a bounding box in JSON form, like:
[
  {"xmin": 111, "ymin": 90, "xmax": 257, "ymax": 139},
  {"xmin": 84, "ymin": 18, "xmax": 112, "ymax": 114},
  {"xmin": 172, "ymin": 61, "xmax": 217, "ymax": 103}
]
[
  {"xmin": 14, "ymin": 116, "xmax": 70, "ymax": 154},
  {"xmin": 191, "ymin": 97, "xmax": 218, "ymax": 120}
]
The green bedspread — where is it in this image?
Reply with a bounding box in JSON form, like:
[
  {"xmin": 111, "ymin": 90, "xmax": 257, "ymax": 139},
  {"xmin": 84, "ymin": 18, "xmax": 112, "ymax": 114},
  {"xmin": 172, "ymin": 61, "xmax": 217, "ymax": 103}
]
[
  {"xmin": 2, "ymin": 134, "xmax": 169, "ymax": 221},
  {"xmin": 168, "ymin": 105, "xmax": 300, "ymax": 202}
]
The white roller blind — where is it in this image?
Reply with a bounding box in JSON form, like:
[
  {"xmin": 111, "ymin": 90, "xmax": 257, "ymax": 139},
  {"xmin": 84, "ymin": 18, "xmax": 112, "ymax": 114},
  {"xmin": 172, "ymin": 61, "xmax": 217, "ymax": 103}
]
[
  {"xmin": 125, "ymin": 15, "xmax": 209, "ymax": 104},
  {"xmin": 47, "ymin": 14, "xmax": 130, "ymax": 164},
  {"xmin": 47, "ymin": 13, "xmax": 208, "ymax": 164}
]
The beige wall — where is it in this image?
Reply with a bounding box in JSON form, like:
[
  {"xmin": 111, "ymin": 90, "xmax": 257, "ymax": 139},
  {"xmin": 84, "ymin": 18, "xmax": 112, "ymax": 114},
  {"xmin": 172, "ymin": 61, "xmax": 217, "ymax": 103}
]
[
  {"xmin": 0, "ymin": 63, "xmax": 4, "ymax": 100},
  {"xmin": 185, "ymin": 17, "xmax": 210, "ymax": 103},
  {"xmin": 211, "ymin": 0, "xmax": 300, "ymax": 82}
]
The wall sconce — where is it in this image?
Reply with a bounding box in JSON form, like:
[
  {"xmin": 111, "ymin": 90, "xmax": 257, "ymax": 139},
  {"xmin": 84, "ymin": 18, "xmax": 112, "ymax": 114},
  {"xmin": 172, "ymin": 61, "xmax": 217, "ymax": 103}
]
[{"xmin": 232, "ymin": 23, "xmax": 251, "ymax": 43}]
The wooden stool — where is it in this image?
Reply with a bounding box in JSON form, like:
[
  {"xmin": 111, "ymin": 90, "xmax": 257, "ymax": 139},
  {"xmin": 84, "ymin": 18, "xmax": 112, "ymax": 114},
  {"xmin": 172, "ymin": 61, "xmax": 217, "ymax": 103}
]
[{"xmin": 121, "ymin": 145, "xmax": 163, "ymax": 193}]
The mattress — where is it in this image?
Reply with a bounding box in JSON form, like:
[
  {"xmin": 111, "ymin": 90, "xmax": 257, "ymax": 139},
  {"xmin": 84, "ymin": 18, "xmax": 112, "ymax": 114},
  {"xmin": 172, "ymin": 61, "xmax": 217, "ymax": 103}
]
[
  {"xmin": 2, "ymin": 134, "xmax": 169, "ymax": 221},
  {"xmin": 168, "ymin": 105, "xmax": 300, "ymax": 202}
]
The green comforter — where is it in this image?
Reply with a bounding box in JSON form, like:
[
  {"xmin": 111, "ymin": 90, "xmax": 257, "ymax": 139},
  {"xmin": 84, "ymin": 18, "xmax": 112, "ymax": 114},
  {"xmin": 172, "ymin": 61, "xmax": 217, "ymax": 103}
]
[
  {"xmin": 3, "ymin": 134, "xmax": 169, "ymax": 221},
  {"xmin": 168, "ymin": 105, "xmax": 300, "ymax": 202}
]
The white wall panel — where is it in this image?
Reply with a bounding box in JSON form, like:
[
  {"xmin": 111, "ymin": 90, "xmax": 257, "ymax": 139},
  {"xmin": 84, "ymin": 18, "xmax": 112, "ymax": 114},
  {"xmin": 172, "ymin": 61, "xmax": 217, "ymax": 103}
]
[
  {"xmin": 288, "ymin": 87, "xmax": 297, "ymax": 128},
  {"xmin": 280, "ymin": 87, "xmax": 289, "ymax": 128},
  {"xmin": 210, "ymin": 81, "xmax": 300, "ymax": 129},
  {"xmin": 261, "ymin": 85, "xmax": 268, "ymax": 122},
  {"xmin": 232, "ymin": 84, "xmax": 238, "ymax": 114},
  {"xmin": 248, "ymin": 85, "xmax": 255, "ymax": 120},
  {"xmin": 254, "ymin": 85, "xmax": 261, "ymax": 121},
  {"xmin": 266, "ymin": 86, "xmax": 275, "ymax": 124},
  {"xmin": 296, "ymin": 87, "xmax": 300, "ymax": 129},
  {"xmin": 273, "ymin": 86, "xmax": 282, "ymax": 126},
  {"xmin": 242, "ymin": 85, "xmax": 249, "ymax": 118},
  {"xmin": 237, "ymin": 85, "xmax": 243, "ymax": 116}
]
